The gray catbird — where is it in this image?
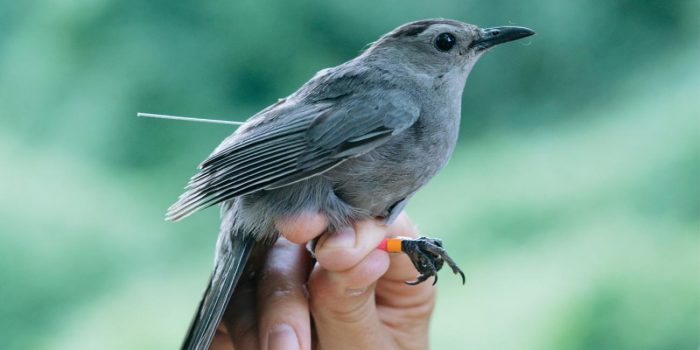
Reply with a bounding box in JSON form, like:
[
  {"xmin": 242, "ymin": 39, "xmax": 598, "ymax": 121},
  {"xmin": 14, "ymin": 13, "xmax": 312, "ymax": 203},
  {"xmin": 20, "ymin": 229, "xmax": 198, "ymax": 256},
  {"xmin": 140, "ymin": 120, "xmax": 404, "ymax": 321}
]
[{"xmin": 167, "ymin": 18, "xmax": 534, "ymax": 349}]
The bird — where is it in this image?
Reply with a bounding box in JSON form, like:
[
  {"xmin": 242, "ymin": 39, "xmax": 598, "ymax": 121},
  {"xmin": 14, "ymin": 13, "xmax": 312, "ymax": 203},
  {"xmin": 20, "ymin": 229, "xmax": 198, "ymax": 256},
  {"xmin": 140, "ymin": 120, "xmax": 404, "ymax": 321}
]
[{"xmin": 166, "ymin": 18, "xmax": 534, "ymax": 350}]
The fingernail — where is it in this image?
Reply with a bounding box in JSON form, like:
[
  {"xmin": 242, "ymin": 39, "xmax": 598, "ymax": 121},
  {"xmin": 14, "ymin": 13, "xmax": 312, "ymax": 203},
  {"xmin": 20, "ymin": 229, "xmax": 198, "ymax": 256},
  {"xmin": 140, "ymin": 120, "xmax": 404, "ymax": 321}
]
[
  {"xmin": 323, "ymin": 227, "xmax": 356, "ymax": 249},
  {"xmin": 268, "ymin": 324, "xmax": 299, "ymax": 350}
]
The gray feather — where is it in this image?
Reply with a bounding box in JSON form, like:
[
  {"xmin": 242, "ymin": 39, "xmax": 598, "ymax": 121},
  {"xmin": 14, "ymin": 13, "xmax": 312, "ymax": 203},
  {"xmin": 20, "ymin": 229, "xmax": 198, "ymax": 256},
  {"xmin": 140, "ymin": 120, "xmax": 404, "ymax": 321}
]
[
  {"xmin": 181, "ymin": 235, "xmax": 254, "ymax": 350},
  {"xmin": 166, "ymin": 82, "xmax": 420, "ymax": 221}
]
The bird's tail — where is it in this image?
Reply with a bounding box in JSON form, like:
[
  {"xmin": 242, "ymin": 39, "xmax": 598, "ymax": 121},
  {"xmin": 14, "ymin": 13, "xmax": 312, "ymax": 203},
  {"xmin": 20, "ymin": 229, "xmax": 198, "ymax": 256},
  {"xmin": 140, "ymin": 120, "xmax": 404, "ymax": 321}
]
[{"xmin": 181, "ymin": 235, "xmax": 256, "ymax": 350}]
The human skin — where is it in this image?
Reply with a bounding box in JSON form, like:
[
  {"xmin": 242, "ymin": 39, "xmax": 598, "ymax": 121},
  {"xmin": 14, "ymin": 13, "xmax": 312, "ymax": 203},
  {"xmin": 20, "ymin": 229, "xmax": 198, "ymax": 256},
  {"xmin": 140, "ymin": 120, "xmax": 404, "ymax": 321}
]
[{"xmin": 210, "ymin": 212, "xmax": 434, "ymax": 350}]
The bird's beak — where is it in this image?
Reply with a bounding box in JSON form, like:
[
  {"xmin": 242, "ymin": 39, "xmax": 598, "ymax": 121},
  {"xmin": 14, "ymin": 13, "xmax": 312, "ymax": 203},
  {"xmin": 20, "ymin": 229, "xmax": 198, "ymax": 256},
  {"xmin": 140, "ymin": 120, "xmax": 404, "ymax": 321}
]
[{"xmin": 469, "ymin": 26, "xmax": 535, "ymax": 51}]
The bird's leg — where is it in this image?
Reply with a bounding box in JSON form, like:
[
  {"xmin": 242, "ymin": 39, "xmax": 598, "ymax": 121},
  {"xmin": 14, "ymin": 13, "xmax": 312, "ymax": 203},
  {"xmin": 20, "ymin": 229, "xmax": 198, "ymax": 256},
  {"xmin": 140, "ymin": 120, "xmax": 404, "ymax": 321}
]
[{"xmin": 378, "ymin": 237, "xmax": 465, "ymax": 285}]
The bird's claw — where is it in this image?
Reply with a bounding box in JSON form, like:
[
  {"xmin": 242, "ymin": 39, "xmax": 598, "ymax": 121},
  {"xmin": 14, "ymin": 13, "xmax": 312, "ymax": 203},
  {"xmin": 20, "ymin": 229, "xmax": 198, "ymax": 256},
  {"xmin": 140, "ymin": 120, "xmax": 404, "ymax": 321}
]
[{"xmin": 401, "ymin": 236, "xmax": 465, "ymax": 285}]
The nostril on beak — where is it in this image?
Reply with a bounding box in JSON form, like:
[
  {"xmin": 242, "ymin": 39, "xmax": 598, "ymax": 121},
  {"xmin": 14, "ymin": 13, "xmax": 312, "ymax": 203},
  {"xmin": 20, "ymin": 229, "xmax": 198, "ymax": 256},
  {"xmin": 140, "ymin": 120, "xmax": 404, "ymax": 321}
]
[{"xmin": 470, "ymin": 26, "xmax": 534, "ymax": 50}]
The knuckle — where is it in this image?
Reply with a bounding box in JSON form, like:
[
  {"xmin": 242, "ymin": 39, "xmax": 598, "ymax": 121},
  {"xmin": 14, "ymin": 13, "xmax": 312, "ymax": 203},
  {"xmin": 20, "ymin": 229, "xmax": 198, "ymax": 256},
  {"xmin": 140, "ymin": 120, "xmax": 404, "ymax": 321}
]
[
  {"xmin": 262, "ymin": 283, "xmax": 302, "ymax": 301},
  {"xmin": 310, "ymin": 291, "xmax": 373, "ymax": 324}
]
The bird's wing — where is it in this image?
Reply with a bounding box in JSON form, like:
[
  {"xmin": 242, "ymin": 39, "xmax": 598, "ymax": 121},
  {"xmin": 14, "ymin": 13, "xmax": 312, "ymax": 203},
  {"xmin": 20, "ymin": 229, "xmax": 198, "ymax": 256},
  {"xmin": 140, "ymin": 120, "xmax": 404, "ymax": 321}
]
[{"xmin": 166, "ymin": 90, "xmax": 420, "ymax": 221}]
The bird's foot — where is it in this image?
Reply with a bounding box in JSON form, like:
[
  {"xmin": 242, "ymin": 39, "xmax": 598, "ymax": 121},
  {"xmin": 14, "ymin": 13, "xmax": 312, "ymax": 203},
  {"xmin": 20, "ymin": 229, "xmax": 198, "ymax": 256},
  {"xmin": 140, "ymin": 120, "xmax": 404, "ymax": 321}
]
[{"xmin": 379, "ymin": 236, "xmax": 465, "ymax": 285}]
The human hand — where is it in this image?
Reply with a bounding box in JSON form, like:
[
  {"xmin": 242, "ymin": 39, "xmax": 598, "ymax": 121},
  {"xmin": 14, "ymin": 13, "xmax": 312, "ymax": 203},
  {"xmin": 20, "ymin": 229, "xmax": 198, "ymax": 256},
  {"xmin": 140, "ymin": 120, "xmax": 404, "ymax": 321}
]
[{"xmin": 212, "ymin": 212, "xmax": 434, "ymax": 350}]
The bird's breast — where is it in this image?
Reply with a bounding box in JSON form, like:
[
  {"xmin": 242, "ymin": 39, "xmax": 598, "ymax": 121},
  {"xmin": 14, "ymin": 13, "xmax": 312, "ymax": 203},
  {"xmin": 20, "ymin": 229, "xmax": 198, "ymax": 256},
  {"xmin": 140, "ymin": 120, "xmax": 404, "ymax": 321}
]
[{"xmin": 327, "ymin": 107, "xmax": 460, "ymax": 215}]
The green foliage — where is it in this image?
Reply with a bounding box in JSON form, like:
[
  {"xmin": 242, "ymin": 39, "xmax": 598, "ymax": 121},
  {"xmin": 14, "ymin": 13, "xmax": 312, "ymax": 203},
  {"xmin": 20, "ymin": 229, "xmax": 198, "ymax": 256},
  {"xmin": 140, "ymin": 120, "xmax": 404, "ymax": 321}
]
[{"xmin": 0, "ymin": 1, "xmax": 697, "ymax": 349}]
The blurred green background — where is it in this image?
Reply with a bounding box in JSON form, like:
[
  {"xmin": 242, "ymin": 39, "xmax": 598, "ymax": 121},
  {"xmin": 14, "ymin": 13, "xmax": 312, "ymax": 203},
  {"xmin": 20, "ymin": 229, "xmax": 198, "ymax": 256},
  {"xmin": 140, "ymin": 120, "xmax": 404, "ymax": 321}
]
[{"xmin": 1, "ymin": 0, "xmax": 698, "ymax": 349}]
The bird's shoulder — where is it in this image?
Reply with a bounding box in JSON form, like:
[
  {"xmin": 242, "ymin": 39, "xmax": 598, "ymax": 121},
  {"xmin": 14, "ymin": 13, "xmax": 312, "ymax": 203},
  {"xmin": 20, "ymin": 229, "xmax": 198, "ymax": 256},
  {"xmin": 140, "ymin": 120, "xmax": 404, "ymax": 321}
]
[
  {"xmin": 234, "ymin": 63, "xmax": 404, "ymax": 127},
  {"xmin": 294, "ymin": 59, "xmax": 421, "ymax": 103}
]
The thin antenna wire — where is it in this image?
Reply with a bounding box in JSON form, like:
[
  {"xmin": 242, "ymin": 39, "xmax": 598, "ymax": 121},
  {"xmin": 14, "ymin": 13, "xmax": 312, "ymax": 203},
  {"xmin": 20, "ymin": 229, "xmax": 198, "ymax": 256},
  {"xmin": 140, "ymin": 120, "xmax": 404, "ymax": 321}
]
[{"xmin": 137, "ymin": 112, "xmax": 244, "ymax": 126}]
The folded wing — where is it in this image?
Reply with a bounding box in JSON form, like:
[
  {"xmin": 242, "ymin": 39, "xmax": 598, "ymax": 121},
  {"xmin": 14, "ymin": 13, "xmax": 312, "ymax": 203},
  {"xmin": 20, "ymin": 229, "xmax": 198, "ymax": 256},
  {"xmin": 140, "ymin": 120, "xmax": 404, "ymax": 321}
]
[{"xmin": 166, "ymin": 90, "xmax": 419, "ymax": 221}]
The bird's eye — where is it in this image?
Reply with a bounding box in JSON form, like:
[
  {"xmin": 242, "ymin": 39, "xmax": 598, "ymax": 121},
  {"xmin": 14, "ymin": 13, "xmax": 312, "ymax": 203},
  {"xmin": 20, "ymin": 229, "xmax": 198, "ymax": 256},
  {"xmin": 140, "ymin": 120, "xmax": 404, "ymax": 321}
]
[{"xmin": 434, "ymin": 33, "xmax": 456, "ymax": 52}]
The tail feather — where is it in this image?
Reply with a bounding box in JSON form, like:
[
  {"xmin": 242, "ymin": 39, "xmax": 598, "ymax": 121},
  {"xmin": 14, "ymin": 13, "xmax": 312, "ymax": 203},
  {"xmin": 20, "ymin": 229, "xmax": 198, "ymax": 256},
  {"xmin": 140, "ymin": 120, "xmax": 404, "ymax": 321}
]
[{"xmin": 181, "ymin": 236, "xmax": 255, "ymax": 350}]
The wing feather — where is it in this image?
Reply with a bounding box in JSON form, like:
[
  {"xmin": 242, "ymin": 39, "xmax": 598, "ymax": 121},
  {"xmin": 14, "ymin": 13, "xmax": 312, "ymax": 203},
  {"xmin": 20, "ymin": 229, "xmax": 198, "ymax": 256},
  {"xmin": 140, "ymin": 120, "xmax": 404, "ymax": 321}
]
[{"xmin": 166, "ymin": 87, "xmax": 419, "ymax": 221}]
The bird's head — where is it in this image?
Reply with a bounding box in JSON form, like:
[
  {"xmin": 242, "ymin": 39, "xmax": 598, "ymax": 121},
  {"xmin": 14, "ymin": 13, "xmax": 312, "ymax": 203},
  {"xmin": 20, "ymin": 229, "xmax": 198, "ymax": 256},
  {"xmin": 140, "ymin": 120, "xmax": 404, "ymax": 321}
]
[{"xmin": 364, "ymin": 19, "xmax": 534, "ymax": 88}]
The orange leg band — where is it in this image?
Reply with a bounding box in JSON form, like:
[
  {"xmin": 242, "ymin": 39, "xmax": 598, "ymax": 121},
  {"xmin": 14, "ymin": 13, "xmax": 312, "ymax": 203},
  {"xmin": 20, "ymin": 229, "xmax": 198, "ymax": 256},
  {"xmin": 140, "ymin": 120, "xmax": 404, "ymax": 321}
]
[{"xmin": 378, "ymin": 237, "xmax": 403, "ymax": 253}]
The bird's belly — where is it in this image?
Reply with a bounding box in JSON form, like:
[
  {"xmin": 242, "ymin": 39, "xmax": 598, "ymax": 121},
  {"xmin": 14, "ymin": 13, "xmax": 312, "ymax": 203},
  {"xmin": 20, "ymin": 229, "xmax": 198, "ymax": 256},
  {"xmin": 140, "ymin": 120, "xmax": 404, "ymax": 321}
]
[{"xmin": 326, "ymin": 128, "xmax": 457, "ymax": 215}]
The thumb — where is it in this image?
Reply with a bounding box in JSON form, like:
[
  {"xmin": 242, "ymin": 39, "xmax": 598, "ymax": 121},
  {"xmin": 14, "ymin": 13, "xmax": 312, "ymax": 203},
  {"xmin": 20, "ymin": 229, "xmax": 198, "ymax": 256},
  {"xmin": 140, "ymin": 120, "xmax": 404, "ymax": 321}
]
[{"xmin": 307, "ymin": 221, "xmax": 395, "ymax": 350}]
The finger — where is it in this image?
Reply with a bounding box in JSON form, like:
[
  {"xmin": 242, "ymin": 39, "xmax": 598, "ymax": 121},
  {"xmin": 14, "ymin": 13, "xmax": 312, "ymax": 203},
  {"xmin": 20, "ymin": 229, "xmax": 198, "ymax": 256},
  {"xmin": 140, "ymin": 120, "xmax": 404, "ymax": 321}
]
[
  {"xmin": 257, "ymin": 237, "xmax": 313, "ymax": 350},
  {"xmin": 375, "ymin": 213, "xmax": 435, "ymax": 349},
  {"xmin": 314, "ymin": 220, "xmax": 388, "ymax": 272},
  {"xmin": 309, "ymin": 221, "xmax": 402, "ymax": 349},
  {"xmin": 275, "ymin": 211, "xmax": 329, "ymax": 245},
  {"xmin": 308, "ymin": 250, "xmax": 394, "ymax": 349},
  {"xmin": 377, "ymin": 213, "xmax": 435, "ymax": 306},
  {"xmin": 222, "ymin": 244, "xmax": 269, "ymax": 350},
  {"xmin": 223, "ymin": 274, "xmax": 259, "ymax": 350}
]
